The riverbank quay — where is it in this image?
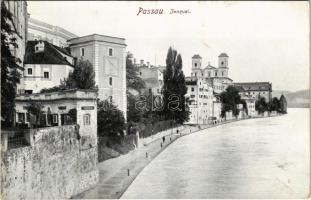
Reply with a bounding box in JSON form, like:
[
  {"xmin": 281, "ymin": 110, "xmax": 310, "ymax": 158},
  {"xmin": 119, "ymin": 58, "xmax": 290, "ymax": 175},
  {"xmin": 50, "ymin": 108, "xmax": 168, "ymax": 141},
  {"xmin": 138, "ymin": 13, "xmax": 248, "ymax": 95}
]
[{"xmin": 72, "ymin": 114, "xmax": 283, "ymax": 199}]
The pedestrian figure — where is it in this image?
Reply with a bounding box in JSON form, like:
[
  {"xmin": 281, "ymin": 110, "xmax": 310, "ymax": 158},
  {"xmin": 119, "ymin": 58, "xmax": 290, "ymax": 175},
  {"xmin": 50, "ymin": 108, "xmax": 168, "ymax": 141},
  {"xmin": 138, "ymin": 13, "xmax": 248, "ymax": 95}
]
[
  {"xmin": 162, "ymin": 136, "xmax": 165, "ymax": 143},
  {"xmin": 161, "ymin": 143, "xmax": 162, "ymax": 148}
]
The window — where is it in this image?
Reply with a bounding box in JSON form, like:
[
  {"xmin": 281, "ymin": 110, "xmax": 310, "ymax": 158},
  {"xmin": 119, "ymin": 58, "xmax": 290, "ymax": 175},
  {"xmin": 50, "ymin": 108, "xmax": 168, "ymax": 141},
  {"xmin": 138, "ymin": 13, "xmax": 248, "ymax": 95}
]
[
  {"xmin": 208, "ymin": 72, "xmax": 211, "ymax": 77},
  {"xmin": 191, "ymin": 87, "xmax": 194, "ymax": 92},
  {"xmin": 195, "ymin": 73, "xmax": 197, "ymax": 77},
  {"xmin": 222, "ymin": 71, "xmax": 224, "ymax": 76},
  {"xmin": 215, "ymin": 71, "xmax": 218, "ymax": 77},
  {"xmin": 27, "ymin": 68, "xmax": 32, "ymax": 75},
  {"xmin": 44, "ymin": 72, "xmax": 49, "ymax": 78},
  {"xmin": 109, "ymin": 48, "xmax": 113, "ymax": 56},
  {"xmin": 194, "ymin": 63, "xmax": 197, "ymax": 67},
  {"xmin": 81, "ymin": 48, "xmax": 84, "ymax": 56},
  {"xmin": 53, "ymin": 115, "xmax": 58, "ymax": 123},
  {"xmin": 83, "ymin": 114, "xmax": 91, "ymax": 125},
  {"xmin": 17, "ymin": 113, "xmax": 25, "ymax": 123},
  {"xmin": 109, "ymin": 96, "xmax": 113, "ymax": 103},
  {"xmin": 140, "ymin": 72, "xmax": 142, "ymax": 76},
  {"xmin": 35, "ymin": 46, "xmax": 38, "ymax": 51},
  {"xmin": 221, "ymin": 61, "xmax": 224, "ymax": 65},
  {"xmin": 109, "ymin": 77, "xmax": 112, "ymax": 86}
]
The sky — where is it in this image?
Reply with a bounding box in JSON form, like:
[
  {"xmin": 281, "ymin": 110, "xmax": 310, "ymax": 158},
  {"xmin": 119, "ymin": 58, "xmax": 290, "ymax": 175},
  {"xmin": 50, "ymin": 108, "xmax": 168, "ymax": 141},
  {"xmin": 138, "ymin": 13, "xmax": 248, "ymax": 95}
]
[{"xmin": 28, "ymin": 1, "xmax": 309, "ymax": 92}]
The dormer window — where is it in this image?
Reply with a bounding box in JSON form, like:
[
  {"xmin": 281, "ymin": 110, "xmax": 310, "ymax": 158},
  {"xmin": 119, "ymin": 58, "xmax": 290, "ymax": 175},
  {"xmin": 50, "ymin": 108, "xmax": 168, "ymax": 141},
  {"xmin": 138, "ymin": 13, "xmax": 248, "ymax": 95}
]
[{"xmin": 34, "ymin": 41, "xmax": 44, "ymax": 53}]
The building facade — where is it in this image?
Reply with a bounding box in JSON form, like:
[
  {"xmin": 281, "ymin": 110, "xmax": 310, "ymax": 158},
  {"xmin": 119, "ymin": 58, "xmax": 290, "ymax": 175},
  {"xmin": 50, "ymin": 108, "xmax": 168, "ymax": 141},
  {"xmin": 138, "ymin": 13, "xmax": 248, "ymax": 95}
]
[
  {"xmin": 191, "ymin": 53, "xmax": 233, "ymax": 94},
  {"xmin": 4, "ymin": 1, "xmax": 28, "ymax": 93},
  {"xmin": 15, "ymin": 89, "xmax": 98, "ymax": 138},
  {"xmin": 20, "ymin": 40, "xmax": 75, "ymax": 94},
  {"xmin": 185, "ymin": 77, "xmax": 214, "ymax": 124},
  {"xmin": 233, "ymin": 82, "xmax": 272, "ymax": 102},
  {"xmin": 137, "ymin": 65, "xmax": 165, "ymax": 95},
  {"xmin": 27, "ymin": 17, "xmax": 77, "ymax": 48},
  {"xmin": 68, "ymin": 34, "xmax": 127, "ymax": 120}
]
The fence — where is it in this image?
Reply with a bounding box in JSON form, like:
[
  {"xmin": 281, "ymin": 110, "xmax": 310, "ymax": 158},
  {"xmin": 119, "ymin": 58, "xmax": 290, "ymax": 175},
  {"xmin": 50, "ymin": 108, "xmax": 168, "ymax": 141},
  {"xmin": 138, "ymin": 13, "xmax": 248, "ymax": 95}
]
[{"xmin": 134, "ymin": 120, "xmax": 178, "ymax": 138}]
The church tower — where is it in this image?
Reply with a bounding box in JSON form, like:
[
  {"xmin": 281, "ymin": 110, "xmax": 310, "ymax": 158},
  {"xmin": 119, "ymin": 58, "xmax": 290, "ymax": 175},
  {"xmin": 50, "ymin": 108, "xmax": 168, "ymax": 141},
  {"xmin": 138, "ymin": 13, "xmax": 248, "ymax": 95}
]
[
  {"xmin": 191, "ymin": 54, "xmax": 203, "ymax": 77},
  {"xmin": 218, "ymin": 53, "xmax": 229, "ymax": 68}
]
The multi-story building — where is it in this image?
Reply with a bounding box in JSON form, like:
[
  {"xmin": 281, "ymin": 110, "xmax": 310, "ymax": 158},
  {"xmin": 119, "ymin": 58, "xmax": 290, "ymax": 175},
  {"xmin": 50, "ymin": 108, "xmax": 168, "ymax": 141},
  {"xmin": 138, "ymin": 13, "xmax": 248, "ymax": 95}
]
[
  {"xmin": 185, "ymin": 77, "xmax": 214, "ymax": 124},
  {"xmin": 233, "ymin": 82, "xmax": 272, "ymax": 102},
  {"xmin": 191, "ymin": 53, "xmax": 233, "ymax": 94},
  {"xmin": 68, "ymin": 34, "xmax": 127, "ymax": 120},
  {"xmin": 27, "ymin": 17, "xmax": 77, "ymax": 48},
  {"xmin": 4, "ymin": 1, "xmax": 28, "ymax": 93},
  {"xmin": 137, "ymin": 64, "xmax": 165, "ymax": 96},
  {"xmin": 20, "ymin": 40, "xmax": 75, "ymax": 94}
]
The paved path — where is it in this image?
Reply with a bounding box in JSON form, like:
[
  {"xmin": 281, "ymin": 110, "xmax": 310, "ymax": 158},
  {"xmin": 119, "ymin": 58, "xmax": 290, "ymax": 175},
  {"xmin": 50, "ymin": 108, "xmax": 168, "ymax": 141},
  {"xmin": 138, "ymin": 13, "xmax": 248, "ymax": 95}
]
[{"xmin": 72, "ymin": 117, "xmax": 268, "ymax": 199}]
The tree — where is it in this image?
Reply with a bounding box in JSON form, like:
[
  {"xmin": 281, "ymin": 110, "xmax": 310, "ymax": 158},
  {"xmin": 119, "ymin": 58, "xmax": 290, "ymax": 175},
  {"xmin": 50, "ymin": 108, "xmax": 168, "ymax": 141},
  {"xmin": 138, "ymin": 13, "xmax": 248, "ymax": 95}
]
[
  {"xmin": 1, "ymin": 2, "xmax": 23, "ymax": 127},
  {"xmin": 255, "ymin": 97, "xmax": 268, "ymax": 114},
  {"xmin": 267, "ymin": 97, "xmax": 280, "ymax": 112},
  {"xmin": 220, "ymin": 85, "xmax": 243, "ymax": 117},
  {"xmin": 162, "ymin": 47, "xmax": 189, "ymax": 124},
  {"xmin": 64, "ymin": 58, "xmax": 96, "ymax": 89},
  {"xmin": 97, "ymin": 100, "xmax": 126, "ymax": 137},
  {"xmin": 25, "ymin": 102, "xmax": 44, "ymax": 128},
  {"xmin": 126, "ymin": 52, "xmax": 145, "ymax": 92}
]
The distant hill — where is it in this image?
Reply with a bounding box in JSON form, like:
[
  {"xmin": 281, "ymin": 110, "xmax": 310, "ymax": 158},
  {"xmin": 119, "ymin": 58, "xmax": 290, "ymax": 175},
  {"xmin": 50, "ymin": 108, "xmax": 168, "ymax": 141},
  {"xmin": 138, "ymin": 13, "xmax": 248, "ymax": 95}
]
[{"xmin": 273, "ymin": 89, "xmax": 310, "ymax": 108}]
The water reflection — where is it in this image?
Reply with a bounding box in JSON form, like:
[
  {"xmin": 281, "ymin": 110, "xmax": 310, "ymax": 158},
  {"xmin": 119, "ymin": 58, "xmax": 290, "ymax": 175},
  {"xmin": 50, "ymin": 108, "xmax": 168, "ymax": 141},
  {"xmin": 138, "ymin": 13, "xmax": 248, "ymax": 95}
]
[{"xmin": 122, "ymin": 108, "xmax": 309, "ymax": 199}]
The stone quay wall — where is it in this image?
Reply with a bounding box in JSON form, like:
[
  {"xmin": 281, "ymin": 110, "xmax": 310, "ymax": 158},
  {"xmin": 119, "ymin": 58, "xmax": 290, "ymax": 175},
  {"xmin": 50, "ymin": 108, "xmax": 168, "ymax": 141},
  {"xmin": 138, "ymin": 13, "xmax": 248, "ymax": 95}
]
[{"xmin": 1, "ymin": 125, "xmax": 98, "ymax": 200}]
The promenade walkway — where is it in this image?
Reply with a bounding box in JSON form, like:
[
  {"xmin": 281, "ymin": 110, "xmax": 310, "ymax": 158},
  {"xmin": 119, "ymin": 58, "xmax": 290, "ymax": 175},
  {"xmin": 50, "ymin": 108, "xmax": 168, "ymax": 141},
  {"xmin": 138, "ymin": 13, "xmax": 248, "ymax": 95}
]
[{"xmin": 72, "ymin": 116, "xmax": 269, "ymax": 199}]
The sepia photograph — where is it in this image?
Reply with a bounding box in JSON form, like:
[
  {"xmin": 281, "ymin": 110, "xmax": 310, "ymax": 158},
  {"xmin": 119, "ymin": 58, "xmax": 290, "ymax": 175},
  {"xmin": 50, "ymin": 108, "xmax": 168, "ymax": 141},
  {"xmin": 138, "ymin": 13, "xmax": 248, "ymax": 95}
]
[{"xmin": 0, "ymin": 0, "xmax": 309, "ymax": 199}]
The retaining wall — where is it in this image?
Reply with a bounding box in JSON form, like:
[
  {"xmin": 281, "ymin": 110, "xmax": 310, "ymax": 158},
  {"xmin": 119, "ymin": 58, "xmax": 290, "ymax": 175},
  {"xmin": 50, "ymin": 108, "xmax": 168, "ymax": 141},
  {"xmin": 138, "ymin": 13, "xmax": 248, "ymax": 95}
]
[{"xmin": 1, "ymin": 125, "xmax": 98, "ymax": 200}]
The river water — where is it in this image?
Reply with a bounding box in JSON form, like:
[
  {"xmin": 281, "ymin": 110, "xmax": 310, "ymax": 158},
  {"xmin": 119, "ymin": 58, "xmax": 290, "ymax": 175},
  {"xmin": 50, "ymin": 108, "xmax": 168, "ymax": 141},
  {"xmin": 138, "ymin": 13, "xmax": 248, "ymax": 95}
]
[{"xmin": 121, "ymin": 108, "xmax": 310, "ymax": 199}]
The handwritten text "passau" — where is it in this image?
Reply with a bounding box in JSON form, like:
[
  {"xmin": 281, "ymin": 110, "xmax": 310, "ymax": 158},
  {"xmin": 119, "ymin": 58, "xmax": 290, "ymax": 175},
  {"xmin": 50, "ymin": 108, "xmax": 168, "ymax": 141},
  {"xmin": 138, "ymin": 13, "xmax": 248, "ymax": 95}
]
[{"xmin": 137, "ymin": 7, "xmax": 164, "ymax": 16}]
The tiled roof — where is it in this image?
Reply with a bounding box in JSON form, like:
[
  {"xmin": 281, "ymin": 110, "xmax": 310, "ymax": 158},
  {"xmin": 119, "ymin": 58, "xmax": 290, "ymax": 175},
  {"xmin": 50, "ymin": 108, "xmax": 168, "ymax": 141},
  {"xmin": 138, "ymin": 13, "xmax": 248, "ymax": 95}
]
[
  {"xmin": 233, "ymin": 82, "xmax": 272, "ymax": 91},
  {"xmin": 192, "ymin": 54, "xmax": 202, "ymax": 59},
  {"xmin": 218, "ymin": 53, "xmax": 229, "ymax": 57},
  {"xmin": 24, "ymin": 41, "xmax": 74, "ymax": 66}
]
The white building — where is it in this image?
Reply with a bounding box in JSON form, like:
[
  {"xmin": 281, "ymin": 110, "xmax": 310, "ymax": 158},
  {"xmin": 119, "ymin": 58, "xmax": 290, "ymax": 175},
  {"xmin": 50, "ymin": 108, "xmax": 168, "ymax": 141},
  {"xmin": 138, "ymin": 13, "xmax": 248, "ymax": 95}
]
[
  {"xmin": 27, "ymin": 17, "xmax": 77, "ymax": 48},
  {"xmin": 20, "ymin": 40, "xmax": 74, "ymax": 94},
  {"xmin": 185, "ymin": 77, "xmax": 214, "ymax": 124},
  {"xmin": 15, "ymin": 89, "xmax": 98, "ymax": 138},
  {"xmin": 68, "ymin": 34, "xmax": 127, "ymax": 120},
  {"xmin": 137, "ymin": 65, "xmax": 165, "ymax": 96}
]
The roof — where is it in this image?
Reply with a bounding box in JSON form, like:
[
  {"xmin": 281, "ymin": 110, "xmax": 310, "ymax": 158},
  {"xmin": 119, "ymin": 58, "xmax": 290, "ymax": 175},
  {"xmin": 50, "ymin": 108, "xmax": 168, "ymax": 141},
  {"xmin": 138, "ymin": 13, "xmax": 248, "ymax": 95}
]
[
  {"xmin": 68, "ymin": 34, "xmax": 126, "ymax": 46},
  {"xmin": 24, "ymin": 41, "xmax": 74, "ymax": 66},
  {"xmin": 218, "ymin": 53, "xmax": 229, "ymax": 57},
  {"xmin": 204, "ymin": 64, "xmax": 216, "ymax": 69},
  {"xmin": 233, "ymin": 82, "xmax": 272, "ymax": 91},
  {"xmin": 192, "ymin": 54, "xmax": 202, "ymax": 59}
]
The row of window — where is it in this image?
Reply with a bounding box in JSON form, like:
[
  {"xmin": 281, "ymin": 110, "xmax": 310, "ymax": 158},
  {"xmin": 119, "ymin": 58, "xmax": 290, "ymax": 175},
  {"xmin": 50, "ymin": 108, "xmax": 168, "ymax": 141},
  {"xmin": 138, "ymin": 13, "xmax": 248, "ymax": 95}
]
[
  {"xmin": 80, "ymin": 47, "xmax": 114, "ymax": 57},
  {"xmin": 17, "ymin": 112, "xmax": 91, "ymax": 126},
  {"xmin": 193, "ymin": 71, "xmax": 225, "ymax": 77},
  {"xmin": 27, "ymin": 68, "xmax": 50, "ymax": 78}
]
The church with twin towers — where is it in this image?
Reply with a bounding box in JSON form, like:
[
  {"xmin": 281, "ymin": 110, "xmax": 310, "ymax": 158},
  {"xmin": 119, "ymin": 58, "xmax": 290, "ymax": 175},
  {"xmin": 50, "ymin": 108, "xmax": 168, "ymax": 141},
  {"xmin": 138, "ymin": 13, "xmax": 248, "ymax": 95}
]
[{"xmin": 190, "ymin": 53, "xmax": 234, "ymax": 93}]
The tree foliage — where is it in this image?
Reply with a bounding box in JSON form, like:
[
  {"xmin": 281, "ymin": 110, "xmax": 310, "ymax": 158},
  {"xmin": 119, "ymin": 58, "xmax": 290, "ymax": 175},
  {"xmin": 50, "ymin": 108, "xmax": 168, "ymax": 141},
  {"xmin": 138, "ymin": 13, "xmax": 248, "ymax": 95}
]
[
  {"xmin": 64, "ymin": 58, "xmax": 96, "ymax": 89},
  {"xmin": 1, "ymin": 2, "xmax": 23, "ymax": 127},
  {"xmin": 126, "ymin": 52, "xmax": 145, "ymax": 92},
  {"xmin": 162, "ymin": 47, "xmax": 189, "ymax": 124},
  {"xmin": 220, "ymin": 86, "xmax": 244, "ymax": 117},
  {"xmin": 255, "ymin": 97, "xmax": 268, "ymax": 114},
  {"xmin": 25, "ymin": 102, "xmax": 44, "ymax": 127},
  {"xmin": 97, "ymin": 100, "xmax": 126, "ymax": 137}
]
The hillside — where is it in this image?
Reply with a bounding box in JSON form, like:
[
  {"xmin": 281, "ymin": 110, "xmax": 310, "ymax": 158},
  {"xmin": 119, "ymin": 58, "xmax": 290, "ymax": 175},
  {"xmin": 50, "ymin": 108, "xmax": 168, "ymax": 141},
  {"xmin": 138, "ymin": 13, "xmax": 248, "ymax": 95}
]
[{"xmin": 273, "ymin": 89, "xmax": 309, "ymax": 108}]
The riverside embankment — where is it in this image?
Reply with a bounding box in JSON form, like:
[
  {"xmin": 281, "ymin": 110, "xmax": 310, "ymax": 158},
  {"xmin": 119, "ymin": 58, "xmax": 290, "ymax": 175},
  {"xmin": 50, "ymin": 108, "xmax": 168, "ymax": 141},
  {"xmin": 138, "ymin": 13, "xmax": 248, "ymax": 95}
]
[{"xmin": 72, "ymin": 115, "xmax": 282, "ymax": 199}]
